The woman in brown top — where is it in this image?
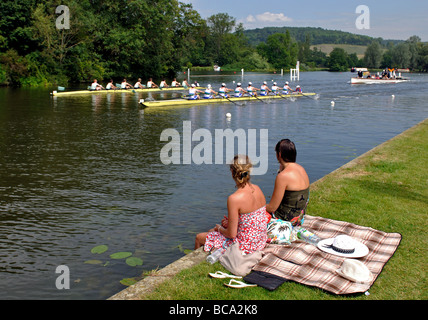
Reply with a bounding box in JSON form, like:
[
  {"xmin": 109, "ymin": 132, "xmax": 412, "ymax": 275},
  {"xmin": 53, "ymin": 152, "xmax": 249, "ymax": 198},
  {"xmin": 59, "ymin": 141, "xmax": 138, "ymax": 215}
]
[{"xmin": 266, "ymin": 139, "xmax": 310, "ymax": 226}]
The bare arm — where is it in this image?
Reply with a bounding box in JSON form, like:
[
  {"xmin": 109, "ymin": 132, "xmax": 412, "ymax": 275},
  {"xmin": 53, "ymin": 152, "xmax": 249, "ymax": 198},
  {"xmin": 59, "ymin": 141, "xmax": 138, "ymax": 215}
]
[
  {"xmin": 216, "ymin": 195, "xmax": 239, "ymax": 239},
  {"xmin": 266, "ymin": 174, "xmax": 286, "ymax": 214}
]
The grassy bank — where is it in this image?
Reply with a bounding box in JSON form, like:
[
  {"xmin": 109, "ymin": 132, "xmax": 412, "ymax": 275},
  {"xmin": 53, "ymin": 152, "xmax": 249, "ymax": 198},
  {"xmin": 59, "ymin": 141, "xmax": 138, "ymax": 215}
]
[{"xmin": 143, "ymin": 119, "xmax": 427, "ymax": 300}]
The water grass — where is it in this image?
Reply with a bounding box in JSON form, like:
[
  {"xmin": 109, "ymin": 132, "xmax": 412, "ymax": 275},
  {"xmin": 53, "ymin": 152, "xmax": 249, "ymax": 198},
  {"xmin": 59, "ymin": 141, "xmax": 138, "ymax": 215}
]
[{"xmin": 143, "ymin": 119, "xmax": 428, "ymax": 300}]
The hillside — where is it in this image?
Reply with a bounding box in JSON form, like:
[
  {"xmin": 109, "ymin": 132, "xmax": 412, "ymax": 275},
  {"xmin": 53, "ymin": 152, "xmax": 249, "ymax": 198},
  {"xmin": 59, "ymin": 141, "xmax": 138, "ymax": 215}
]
[
  {"xmin": 242, "ymin": 26, "xmax": 401, "ymax": 47},
  {"xmin": 310, "ymin": 44, "xmax": 368, "ymax": 59}
]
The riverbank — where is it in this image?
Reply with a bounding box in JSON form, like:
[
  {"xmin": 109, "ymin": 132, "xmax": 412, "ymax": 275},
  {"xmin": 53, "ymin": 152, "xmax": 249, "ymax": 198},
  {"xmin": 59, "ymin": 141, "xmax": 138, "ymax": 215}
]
[{"xmin": 109, "ymin": 118, "xmax": 427, "ymax": 300}]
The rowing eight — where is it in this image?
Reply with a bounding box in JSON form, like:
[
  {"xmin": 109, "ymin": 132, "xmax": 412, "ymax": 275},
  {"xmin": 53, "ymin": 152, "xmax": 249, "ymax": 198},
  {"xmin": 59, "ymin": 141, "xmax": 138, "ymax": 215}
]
[
  {"xmin": 50, "ymin": 86, "xmax": 204, "ymax": 96},
  {"xmin": 139, "ymin": 92, "xmax": 316, "ymax": 108}
]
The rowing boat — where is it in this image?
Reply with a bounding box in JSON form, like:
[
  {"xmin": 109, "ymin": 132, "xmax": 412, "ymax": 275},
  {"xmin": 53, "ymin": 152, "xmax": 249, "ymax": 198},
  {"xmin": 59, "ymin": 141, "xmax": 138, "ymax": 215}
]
[
  {"xmin": 139, "ymin": 93, "xmax": 316, "ymax": 108},
  {"xmin": 50, "ymin": 86, "xmax": 204, "ymax": 96},
  {"xmin": 350, "ymin": 77, "xmax": 409, "ymax": 84}
]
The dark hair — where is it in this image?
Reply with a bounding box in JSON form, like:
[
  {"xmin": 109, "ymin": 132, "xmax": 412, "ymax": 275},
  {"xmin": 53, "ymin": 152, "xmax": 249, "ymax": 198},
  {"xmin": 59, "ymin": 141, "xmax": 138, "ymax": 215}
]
[{"xmin": 275, "ymin": 139, "xmax": 296, "ymax": 163}]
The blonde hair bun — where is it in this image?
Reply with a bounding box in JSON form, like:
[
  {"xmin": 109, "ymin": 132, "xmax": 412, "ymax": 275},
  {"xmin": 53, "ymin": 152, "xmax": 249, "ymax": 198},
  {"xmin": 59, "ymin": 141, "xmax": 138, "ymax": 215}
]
[{"xmin": 230, "ymin": 155, "xmax": 252, "ymax": 188}]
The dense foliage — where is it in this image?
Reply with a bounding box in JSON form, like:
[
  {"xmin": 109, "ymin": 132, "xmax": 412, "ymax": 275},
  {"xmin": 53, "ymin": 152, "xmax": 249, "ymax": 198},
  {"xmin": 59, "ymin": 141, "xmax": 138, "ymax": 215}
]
[
  {"xmin": 243, "ymin": 26, "xmax": 378, "ymax": 47},
  {"xmin": 0, "ymin": 0, "xmax": 427, "ymax": 86}
]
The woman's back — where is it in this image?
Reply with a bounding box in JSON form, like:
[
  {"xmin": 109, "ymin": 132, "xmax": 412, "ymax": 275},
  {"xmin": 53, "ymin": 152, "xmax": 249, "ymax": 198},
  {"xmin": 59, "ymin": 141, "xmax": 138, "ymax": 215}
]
[
  {"xmin": 279, "ymin": 163, "xmax": 309, "ymax": 191},
  {"xmin": 229, "ymin": 183, "xmax": 266, "ymax": 215}
]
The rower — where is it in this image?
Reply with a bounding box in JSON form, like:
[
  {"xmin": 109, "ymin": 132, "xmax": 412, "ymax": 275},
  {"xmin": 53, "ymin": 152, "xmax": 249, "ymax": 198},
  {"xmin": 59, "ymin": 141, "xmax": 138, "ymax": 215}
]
[
  {"xmin": 271, "ymin": 82, "xmax": 280, "ymax": 95},
  {"xmin": 182, "ymin": 79, "xmax": 191, "ymax": 88},
  {"xmin": 295, "ymin": 85, "xmax": 302, "ymax": 93},
  {"xmin": 247, "ymin": 82, "xmax": 259, "ymax": 97},
  {"xmin": 91, "ymin": 79, "xmax": 104, "ymax": 91},
  {"xmin": 234, "ymin": 83, "xmax": 246, "ymax": 97},
  {"xmin": 147, "ymin": 78, "xmax": 159, "ymax": 88},
  {"xmin": 260, "ymin": 81, "xmax": 271, "ymax": 96},
  {"xmin": 218, "ymin": 83, "xmax": 232, "ymax": 98},
  {"xmin": 203, "ymin": 84, "xmax": 217, "ymax": 99},
  {"xmin": 171, "ymin": 78, "xmax": 180, "ymax": 87},
  {"xmin": 121, "ymin": 78, "xmax": 132, "ymax": 89},
  {"xmin": 188, "ymin": 84, "xmax": 203, "ymax": 100},
  {"xmin": 106, "ymin": 79, "xmax": 117, "ymax": 90},
  {"xmin": 134, "ymin": 78, "xmax": 144, "ymax": 89},
  {"xmin": 160, "ymin": 79, "xmax": 169, "ymax": 88},
  {"xmin": 282, "ymin": 81, "xmax": 293, "ymax": 95}
]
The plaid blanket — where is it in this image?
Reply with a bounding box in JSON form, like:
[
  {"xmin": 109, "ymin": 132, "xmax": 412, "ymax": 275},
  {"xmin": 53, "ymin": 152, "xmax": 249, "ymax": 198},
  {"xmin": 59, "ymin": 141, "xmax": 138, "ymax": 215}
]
[{"xmin": 251, "ymin": 215, "xmax": 402, "ymax": 295}]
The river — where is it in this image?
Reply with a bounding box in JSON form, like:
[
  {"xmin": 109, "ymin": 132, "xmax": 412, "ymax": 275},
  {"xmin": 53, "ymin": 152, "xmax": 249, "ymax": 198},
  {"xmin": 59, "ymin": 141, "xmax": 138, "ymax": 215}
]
[{"xmin": 0, "ymin": 71, "xmax": 427, "ymax": 299}]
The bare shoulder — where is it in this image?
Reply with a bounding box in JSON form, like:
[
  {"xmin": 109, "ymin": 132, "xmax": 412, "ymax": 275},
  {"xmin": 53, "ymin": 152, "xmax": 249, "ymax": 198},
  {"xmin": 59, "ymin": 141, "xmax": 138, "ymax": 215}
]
[
  {"xmin": 279, "ymin": 163, "xmax": 309, "ymax": 188},
  {"xmin": 251, "ymin": 183, "xmax": 264, "ymax": 195}
]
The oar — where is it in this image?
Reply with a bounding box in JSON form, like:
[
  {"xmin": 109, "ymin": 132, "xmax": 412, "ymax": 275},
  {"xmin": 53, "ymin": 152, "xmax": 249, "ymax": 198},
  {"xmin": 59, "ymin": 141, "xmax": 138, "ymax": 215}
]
[
  {"xmin": 221, "ymin": 95, "xmax": 241, "ymax": 106},
  {"xmin": 275, "ymin": 92, "xmax": 289, "ymax": 100},
  {"xmin": 298, "ymin": 92, "xmax": 316, "ymax": 99},
  {"xmin": 251, "ymin": 94, "xmax": 268, "ymax": 104}
]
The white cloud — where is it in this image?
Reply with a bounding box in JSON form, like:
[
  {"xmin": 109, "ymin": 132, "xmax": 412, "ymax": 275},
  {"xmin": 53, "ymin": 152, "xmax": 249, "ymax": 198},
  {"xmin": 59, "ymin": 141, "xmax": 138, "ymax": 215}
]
[
  {"xmin": 244, "ymin": 12, "xmax": 292, "ymax": 28},
  {"xmin": 255, "ymin": 12, "xmax": 292, "ymax": 23},
  {"xmin": 246, "ymin": 15, "xmax": 256, "ymax": 23}
]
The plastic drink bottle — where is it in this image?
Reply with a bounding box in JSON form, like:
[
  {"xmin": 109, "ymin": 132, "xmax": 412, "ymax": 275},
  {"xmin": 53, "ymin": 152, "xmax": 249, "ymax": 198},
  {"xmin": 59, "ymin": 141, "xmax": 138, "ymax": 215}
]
[
  {"xmin": 294, "ymin": 227, "xmax": 322, "ymax": 246},
  {"xmin": 206, "ymin": 248, "xmax": 225, "ymax": 264}
]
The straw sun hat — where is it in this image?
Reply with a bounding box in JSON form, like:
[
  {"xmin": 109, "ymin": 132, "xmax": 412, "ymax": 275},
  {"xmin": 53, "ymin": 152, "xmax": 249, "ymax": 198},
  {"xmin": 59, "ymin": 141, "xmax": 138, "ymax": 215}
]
[
  {"xmin": 336, "ymin": 259, "xmax": 374, "ymax": 283},
  {"xmin": 317, "ymin": 234, "xmax": 369, "ymax": 258}
]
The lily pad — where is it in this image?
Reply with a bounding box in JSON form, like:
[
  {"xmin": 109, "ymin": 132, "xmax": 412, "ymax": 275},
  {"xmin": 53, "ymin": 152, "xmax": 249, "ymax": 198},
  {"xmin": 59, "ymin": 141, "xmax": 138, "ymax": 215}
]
[
  {"xmin": 110, "ymin": 252, "xmax": 132, "ymax": 259},
  {"xmin": 91, "ymin": 245, "xmax": 108, "ymax": 254},
  {"xmin": 120, "ymin": 278, "xmax": 137, "ymax": 286},
  {"xmin": 126, "ymin": 257, "xmax": 143, "ymax": 267}
]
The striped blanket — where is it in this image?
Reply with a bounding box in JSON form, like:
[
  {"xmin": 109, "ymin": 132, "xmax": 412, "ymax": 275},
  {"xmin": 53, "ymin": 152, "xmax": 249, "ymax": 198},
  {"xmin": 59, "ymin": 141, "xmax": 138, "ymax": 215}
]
[{"xmin": 251, "ymin": 215, "xmax": 402, "ymax": 295}]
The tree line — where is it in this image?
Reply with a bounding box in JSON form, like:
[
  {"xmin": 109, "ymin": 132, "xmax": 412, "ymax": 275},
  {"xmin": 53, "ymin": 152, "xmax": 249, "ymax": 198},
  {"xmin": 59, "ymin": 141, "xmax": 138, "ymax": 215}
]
[
  {"xmin": 243, "ymin": 26, "xmax": 378, "ymax": 47},
  {"xmin": 0, "ymin": 0, "xmax": 426, "ymax": 87},
  {"xmin": 327, "ymin": 36, "xmax": 428, "ymax": 72}
]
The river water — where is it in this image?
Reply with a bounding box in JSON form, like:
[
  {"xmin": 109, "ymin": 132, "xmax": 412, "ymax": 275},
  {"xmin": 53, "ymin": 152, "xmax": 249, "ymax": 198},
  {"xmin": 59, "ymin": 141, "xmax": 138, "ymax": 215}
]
[{"xmin": 0, "ymin": 71, "xmax": 427, "ymax": 299}]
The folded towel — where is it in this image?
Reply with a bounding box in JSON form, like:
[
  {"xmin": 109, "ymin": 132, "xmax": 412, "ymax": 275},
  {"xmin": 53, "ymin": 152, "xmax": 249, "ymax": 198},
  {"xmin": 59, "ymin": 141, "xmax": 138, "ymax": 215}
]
[{"xmin": 244, "ymin": 271, "xmax": 288, "ymax": 291}]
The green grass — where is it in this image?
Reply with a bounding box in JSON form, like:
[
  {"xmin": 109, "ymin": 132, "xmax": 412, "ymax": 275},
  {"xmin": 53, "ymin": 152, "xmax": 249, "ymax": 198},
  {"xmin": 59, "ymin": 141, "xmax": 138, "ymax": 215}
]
[
  {"xmin": 310, "ymin": 44, "xmax": 371, "ymax": 59},
  {"xmin": 144, "ymin": 119, "xmax": 428, "ymax": 300}
]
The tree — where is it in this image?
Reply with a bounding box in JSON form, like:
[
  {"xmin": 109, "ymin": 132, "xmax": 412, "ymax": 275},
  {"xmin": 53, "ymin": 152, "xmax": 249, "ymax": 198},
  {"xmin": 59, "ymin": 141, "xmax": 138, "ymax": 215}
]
[
  {"xmin": 417, "ymin": 42, "xmax": 428, "ymax": 72},
  {"xmin": 206, "ymin": 13, "xmax": 236, "ymax": 65},
  {"xmin": 364, "ymin": 41, "xmax": 382, "ymax": 68},
  {"xmin": 32, "ymin": 1, "xmax": 97, "ymax": 66},
  {"xmin": 328, "ymin": 48, "xmax": 349, "ymax": 71},
  {"xmin": 257, "ymin": 31, "xmax": 297, "ymax": 69},
  {"xmin": 298, "ymin": 33, "xmax": 311, "ymax": 63},
  {"xmin": 390, "ymin": 43, "xmax": 410, "ymax": 68},
  {"xmin": 406, "ymin": 36, "xmax": 420, "ymax": 70},
  {"xmin": 171, "ymin": 3, "xmax": 208, "ymax": 68},
  {"xmin": 0, "ymin": 0, "xmax": 40, "ymax": 55},
  {"xmin": 0, "ymin": 49, "xmax": 29, "ymax": 86}
]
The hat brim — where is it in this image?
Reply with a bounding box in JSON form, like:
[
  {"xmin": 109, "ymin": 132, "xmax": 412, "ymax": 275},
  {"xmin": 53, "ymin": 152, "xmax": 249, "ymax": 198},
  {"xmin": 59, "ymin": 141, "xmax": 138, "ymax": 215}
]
[
  {"xmin": 317, "ymin": 237, "xmax": 369, "ymax": 258},
  {"xmin": 336, "ymin": 268, "xmax": 373, "ymax": 283}
]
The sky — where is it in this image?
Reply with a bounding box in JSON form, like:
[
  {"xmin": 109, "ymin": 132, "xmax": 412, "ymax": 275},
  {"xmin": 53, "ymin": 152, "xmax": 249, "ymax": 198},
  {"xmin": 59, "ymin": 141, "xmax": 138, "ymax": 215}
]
[{"xmin": 181, "ymin": 0, "xmax": 428, "ymax": 41}]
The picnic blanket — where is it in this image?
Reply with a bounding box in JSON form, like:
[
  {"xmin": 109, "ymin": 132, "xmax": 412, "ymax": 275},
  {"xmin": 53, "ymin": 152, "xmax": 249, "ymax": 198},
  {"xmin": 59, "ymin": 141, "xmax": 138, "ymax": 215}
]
[{"xmin": 249, "ymin": 215, "xmax": 402, "ymax": 295}]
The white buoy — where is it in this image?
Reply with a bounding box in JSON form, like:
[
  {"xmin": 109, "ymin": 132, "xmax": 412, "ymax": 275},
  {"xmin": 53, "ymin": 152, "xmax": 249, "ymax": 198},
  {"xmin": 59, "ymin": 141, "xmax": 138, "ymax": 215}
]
[
  {"xmin": 391, "ymin": 95, "xmax": 395, "ymax": 99},
  {"xmin": 226, "ymin": 113, "xmax": 231, "ymax": 118},
  {"xmin": 331, "ymin": 101, "xmax": 335, "ymax": 107}
]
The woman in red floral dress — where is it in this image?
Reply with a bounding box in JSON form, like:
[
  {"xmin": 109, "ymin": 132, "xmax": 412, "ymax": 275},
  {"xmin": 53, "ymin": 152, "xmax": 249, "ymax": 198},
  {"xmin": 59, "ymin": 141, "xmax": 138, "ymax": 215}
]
[{"xmin": 195, "ymin": 155, "xmax": 268, "ymax": 254}]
